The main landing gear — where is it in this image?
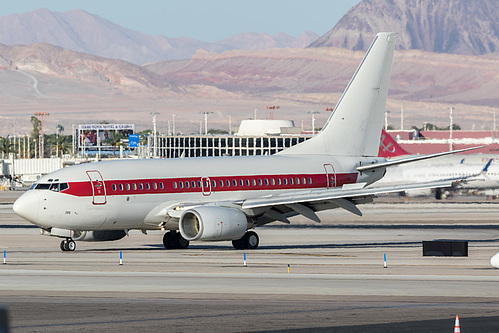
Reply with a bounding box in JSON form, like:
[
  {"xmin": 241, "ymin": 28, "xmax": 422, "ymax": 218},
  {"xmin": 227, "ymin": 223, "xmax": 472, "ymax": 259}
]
[
  {"xmin": 232, "ymin": 231, "xmax": 259, "ymax": 250},
  {"xmin": 163, "ymin": 231, "xmax": 190, "ymax": 249},
  {"xmin": 60, "ymin": 238, "xmax": 76, "ymax": 252}
]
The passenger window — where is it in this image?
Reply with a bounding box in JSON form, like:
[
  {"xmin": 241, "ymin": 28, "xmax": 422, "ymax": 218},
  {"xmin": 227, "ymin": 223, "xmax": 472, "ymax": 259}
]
[
  {"xmin": 119, "ymin": 184, "xmax": 124, "ymax": 191},
  {"xmin": 264, "ymin": 179, "xmax": 269, "ymax": 186},
  {"xmin": 179, "ymin": 182, "xmax": 184, "ymax": 189},
  {"xmin": 173, "ymin": 182, "xmax": 177, "ymax": 189},
  {"xmin": 191, "ymin": 181, "xmax": 196, "ymax": 188},
  {"xmin": 233, "ymin": 179, "xmax": 237, "ymax": 187},
  {"xmin": 153, "ymin": 183, "xmax": 157, "ymax": 190},
  {"xmin": 126, "ymin": 183, "xmax": 131, "ymax": 191},
  {"xmin": 133, "ymin": 183, "xmax": 137, "ymax": 190},
  {"xmin": 271, "ymin": 179, "xmax": 275, "ymax": 186},
  {"xmin": 289, "ymin": 178, "xmax": 294, "ymax": 185},
  {"xmin": 239, "ymin": 179, "xmax": 244, "ymax": 186},
  {"xmin": 219, "ymin": 180, "xmax": 224, "ymax": 187},
  {"xmin": 302, "ymin": 178, "xmax": 306, "ymax": 184},
  {"xmin": 283, "ymin": 179, "xmax": 288, "ymax": 185},
  {"xmin": 212, "ymin": 180, "xmax": 217, "ymax": 188},
  {"xmin": 198, "ymin": 181, "xmax": 202, "ymax": 188},
  {"xmin": 258, "ymin": 179, "xmax": 262, "ymax": 186},
  {"xmin": 185, "ymin": 182, "xmax": 190, "ymax": 189},
  {"xmin": 145, "ymin": 183, "xmax": 150, "ymax": 190},
  {"xmin": 245, "ymin": 179, "xmax": 250, "ymax": 186},
  {"xmin": 296, "ymin": 178, "xmax": 300, "ymax": 185},
  {"xmin": 277, "ymin": 179, "xmax": 282, "ymax": 186},
  {"xmin": 308, "ymin": 177, "xmax": 312, "ymax": 184},
  {"xmin": 139, "ymin": 183, "xmax": 144, "ymax": 190},
  {"xmin": 159, "ymin": 182, "xmax": 164, "ymax": 189},
  {"xmin": 226, "ymin": 180, "xmax": 230, "ymax": 187},
  {"xmin": 112, "ymin": 184, "xmax": 117, "ymax": 191},
  {"xmin": 252, "ymin": 179, "xmax": 256, "ymax": 186}
]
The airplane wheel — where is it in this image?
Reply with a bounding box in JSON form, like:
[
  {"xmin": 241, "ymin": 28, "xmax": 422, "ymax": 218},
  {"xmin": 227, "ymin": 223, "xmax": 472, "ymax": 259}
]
[
  {"xmin": 174, "ymin": 232, "xmax": 190, "ymax": 249},
  {"xmin": 242, "ymin": 231, "xmax": 259, "ymax": 250},
  {"xmin": 232, "ymin": 238, "xmax": 245, "ymax": 250},
  {"xmin": 60, "ymin": 240, "xmax": 68, "ymax": 251},
  {"xmin": 162, "ymin": 231, "xmax": 175, "ymax": 249},
  {"xmin": 67, "ymin": 240, "xmax": 76, "ymax": 251}
]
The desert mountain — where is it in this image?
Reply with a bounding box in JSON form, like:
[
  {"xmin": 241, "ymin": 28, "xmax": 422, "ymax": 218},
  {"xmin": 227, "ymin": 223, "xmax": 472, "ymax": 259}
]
[
  {"xmin": 310, "ymin": 0, "xmax": 499, "ymax": 55},
  {"xmin": 0, "ymin": 8, "xmax": 318, "ymax": 64}
]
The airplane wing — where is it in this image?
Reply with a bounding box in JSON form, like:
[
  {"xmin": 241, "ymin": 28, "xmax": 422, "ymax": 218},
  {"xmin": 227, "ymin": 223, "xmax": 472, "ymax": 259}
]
[
  {"xmin": 239, "ymin": 179, "xmax": 457, "ymax": 222},
  {"xmin": 241, "ymin": 179, "xmax": 454, "ymax": 210},
  {"xmin": 358, "ymin": 145, "xmax": 486, "ymax": 172}
]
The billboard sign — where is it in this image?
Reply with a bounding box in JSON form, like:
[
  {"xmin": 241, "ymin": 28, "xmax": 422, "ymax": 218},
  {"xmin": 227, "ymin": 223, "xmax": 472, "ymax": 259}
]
[{"xmin": 78, "ymin": 124, "xmax": 134, "ymax": 149}]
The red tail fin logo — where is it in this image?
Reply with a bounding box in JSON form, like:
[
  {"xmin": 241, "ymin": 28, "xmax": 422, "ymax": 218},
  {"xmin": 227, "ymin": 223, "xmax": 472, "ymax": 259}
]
[{"xmin": 378, "ymin": 129, "xmax": 410, "ymax": 157}]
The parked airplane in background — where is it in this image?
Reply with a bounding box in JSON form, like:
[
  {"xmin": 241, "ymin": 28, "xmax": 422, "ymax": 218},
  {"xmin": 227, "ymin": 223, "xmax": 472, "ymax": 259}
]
[
  {"xmin": 13, "ymin": 33, "xmax": 474, "ymax": 251},
  {"xmin": 378, "ymin": 130, "xmax": 498, "ymax": 198}
]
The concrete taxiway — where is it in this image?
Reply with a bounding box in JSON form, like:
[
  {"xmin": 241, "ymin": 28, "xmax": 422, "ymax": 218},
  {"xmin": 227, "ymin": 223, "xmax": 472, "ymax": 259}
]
[{"xmin": 1, "ymin": 191, "xmax": 499, "ymax": 332}]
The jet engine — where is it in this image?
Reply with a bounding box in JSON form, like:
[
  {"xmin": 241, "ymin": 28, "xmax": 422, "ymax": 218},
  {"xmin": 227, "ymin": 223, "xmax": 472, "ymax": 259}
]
[
  {"xmin": 43, "ymin": 228, "xmax": 127, "ymax": 242},
  {"xmin": 179, "ymin": 206, "xmax": 248, "ymax": 241}
]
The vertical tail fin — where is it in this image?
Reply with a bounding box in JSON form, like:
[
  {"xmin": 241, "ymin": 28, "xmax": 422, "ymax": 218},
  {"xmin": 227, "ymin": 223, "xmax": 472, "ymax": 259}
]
[
  {"xmin": 378, "ymin": 129, "xmax": 410, "ymax": 157},
  {"xmin": 279, "ymin": 32, "xmax": 397, "ymax": 156}
]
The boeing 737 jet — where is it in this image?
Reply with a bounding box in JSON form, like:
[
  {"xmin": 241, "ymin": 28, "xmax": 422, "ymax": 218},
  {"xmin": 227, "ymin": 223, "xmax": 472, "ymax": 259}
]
[{"xmin": 13, "ymin": 33, "xmax": 473, "ymax": 251}]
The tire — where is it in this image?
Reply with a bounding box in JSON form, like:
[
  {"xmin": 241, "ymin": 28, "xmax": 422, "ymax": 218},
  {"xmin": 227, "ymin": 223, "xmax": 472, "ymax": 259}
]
[
  {"xmin": 174, "ymin": 232, "xmax": 190, "ymax": 249},
  {"xmin": 243, "ymin": 231, "xmax": 259, "ymax": 250},
  {"xmin": 232, "ymin": 238, "xmax": 244, "ymax": 250},
  {"xmin": 67, "ymin": 240, "xmax": 76, "ymax": 251},
  {"xmin": 60, "ymin": 240, "xmax": 67, "ymax": 251},
  {"xmin": 162, "ymin": 231, "xmax": 175, "ymax": 249}
]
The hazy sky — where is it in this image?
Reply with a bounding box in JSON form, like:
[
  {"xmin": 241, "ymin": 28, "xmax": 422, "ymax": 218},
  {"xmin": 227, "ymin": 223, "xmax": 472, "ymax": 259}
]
[{"xmin": 0, "ymin": 0, "xmax": 361, "ymax": 41}]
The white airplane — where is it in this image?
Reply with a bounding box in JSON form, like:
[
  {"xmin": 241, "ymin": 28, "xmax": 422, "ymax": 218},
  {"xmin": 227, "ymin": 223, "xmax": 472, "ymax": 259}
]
[
  {"xmin": 13, "ymin": 32, "xmax": 473, "ymax": 251},
  {"xmin": 378, "ymin": 130, "xmax": 499, "ymax": 197}
]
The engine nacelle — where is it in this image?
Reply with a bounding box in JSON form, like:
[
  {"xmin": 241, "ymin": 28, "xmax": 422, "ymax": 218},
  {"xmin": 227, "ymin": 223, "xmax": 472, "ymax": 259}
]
[
  {"xmin": 43, "ymin": 228, "xmax": 127, "ymax": 242},
  {"xmin": 179, "ymin": 206, "xmax": 248, "ymax": 241}
]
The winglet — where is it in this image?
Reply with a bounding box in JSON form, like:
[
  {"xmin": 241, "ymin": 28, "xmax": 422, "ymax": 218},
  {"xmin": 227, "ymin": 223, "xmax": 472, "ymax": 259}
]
[{"xmin": 482, "ymin": 158, "xmax": 493, "ymax": 174}]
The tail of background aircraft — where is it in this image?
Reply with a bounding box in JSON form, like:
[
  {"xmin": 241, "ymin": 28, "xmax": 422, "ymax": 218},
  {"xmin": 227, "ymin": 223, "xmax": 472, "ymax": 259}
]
[
  {"xmin": 279, "ymin": 32, "xmax": 397, "ymax": 157},
  {"xmin": 378, "ymin": 129, "xmax": 410, "ymax": 157}
]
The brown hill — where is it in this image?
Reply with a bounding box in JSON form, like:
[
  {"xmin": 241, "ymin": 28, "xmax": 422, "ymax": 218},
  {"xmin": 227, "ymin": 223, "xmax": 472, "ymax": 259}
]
[
  {"xmin": 0, "ymin": 9, "xmax": 319, "ymax": 64},
  {"xmin": 310, "ymin": 0, "xmax": 499, "ymax": 55},
  {"xmin": 1, "ymin": 41, "xmax": 498, "ymax": 136},
  {"xmin": 146, "ymin": 47, "xmax": 499, "ymax": 107}
]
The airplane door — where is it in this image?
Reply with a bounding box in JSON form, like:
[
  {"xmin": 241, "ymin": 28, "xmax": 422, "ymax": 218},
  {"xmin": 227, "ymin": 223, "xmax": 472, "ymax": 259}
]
[
  {"xmin": 324, "ymin": 164, "xmax": 337, "ymax": 188},
  {"xmin": 201, "ymin": 177, "xmax": 212, "ymax": 196},
  {"xmin": 86, "ymin": 170, "xmax": 107, "ymax": 205}
]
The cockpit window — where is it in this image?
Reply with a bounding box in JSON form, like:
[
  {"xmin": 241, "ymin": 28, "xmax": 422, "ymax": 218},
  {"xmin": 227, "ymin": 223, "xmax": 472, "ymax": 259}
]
[{"xmin": 33, "ymin": 182, "xmax": 69, "ymax": 192}]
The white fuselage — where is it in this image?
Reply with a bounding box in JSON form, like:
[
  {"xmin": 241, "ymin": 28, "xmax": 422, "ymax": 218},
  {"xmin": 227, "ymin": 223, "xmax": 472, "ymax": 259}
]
[{"xmin": 14, "ymin": 154, "xmax": 385, "ymax": 232}]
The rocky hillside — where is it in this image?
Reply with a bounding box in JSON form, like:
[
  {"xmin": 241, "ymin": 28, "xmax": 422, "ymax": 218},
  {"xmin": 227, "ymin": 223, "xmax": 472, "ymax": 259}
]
[
  {"xmin": 0, "ymin": 8, "xmax": 318, "ymax": 64},
  {"xmin": 310, "ymin": 0, "xmax": 499, "ymax": 55}
]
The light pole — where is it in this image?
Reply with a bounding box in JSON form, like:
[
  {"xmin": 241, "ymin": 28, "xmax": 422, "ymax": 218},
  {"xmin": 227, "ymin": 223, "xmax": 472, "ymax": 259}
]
[
  {"xmin": 151, "ymin": 112, "xmax": 159, "ymax": 158},
  {"xmin": 200, "ymin": 112, "xmax": 213, "ymax": 135},
  {"xmin": 265, "ymin": 105, "xmax": 279, "ymax": 120},
  {"xmin": 449, "ymin": 107, "xmax": 454, "ymax": 151},
  {"xmin": 308, "ymin": 111, "xmax": 319, "ymax": 136},
  {"xmin": 172, "ymin": 114, "xmax": 176, "ymax": 136},
  {"xmin": 384, "ymin": 110, "xmax": 391, "ymax": 130},
  {"xmin": 34, "ymin": 112, "xmax": 49, "ymax": 158}
]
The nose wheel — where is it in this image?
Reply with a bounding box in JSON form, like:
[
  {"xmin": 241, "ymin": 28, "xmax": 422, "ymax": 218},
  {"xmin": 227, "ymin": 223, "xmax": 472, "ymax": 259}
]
[{"xmin": 60, "ymin": 239, "xmax": 76, "ymax": 252}]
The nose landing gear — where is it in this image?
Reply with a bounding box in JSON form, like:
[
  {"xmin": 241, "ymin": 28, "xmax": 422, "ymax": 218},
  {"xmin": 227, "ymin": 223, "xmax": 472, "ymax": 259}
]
[{"xmin": 60, "ymin": 238, "xmax": 76, "ymax": 251}]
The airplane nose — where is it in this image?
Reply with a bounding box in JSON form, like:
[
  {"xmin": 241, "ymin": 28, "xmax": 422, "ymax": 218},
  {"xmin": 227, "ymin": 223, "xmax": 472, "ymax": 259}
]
[{"xmin": 13, "ymin": 191, "xmax": 39, "ymax": 223}]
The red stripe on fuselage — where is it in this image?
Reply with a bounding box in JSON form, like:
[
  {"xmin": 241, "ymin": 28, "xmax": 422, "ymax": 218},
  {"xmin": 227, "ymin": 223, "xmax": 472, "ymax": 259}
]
[{"xmin": 62, "ymin": 172, "xmax": 358, "ymax": 197}]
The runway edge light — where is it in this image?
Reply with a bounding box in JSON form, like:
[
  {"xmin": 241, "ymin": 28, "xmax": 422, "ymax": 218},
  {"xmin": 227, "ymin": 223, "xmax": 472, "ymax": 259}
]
[{"xmin": 491, "ymin": 252, "xmax": 499, "ymax": 268}]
